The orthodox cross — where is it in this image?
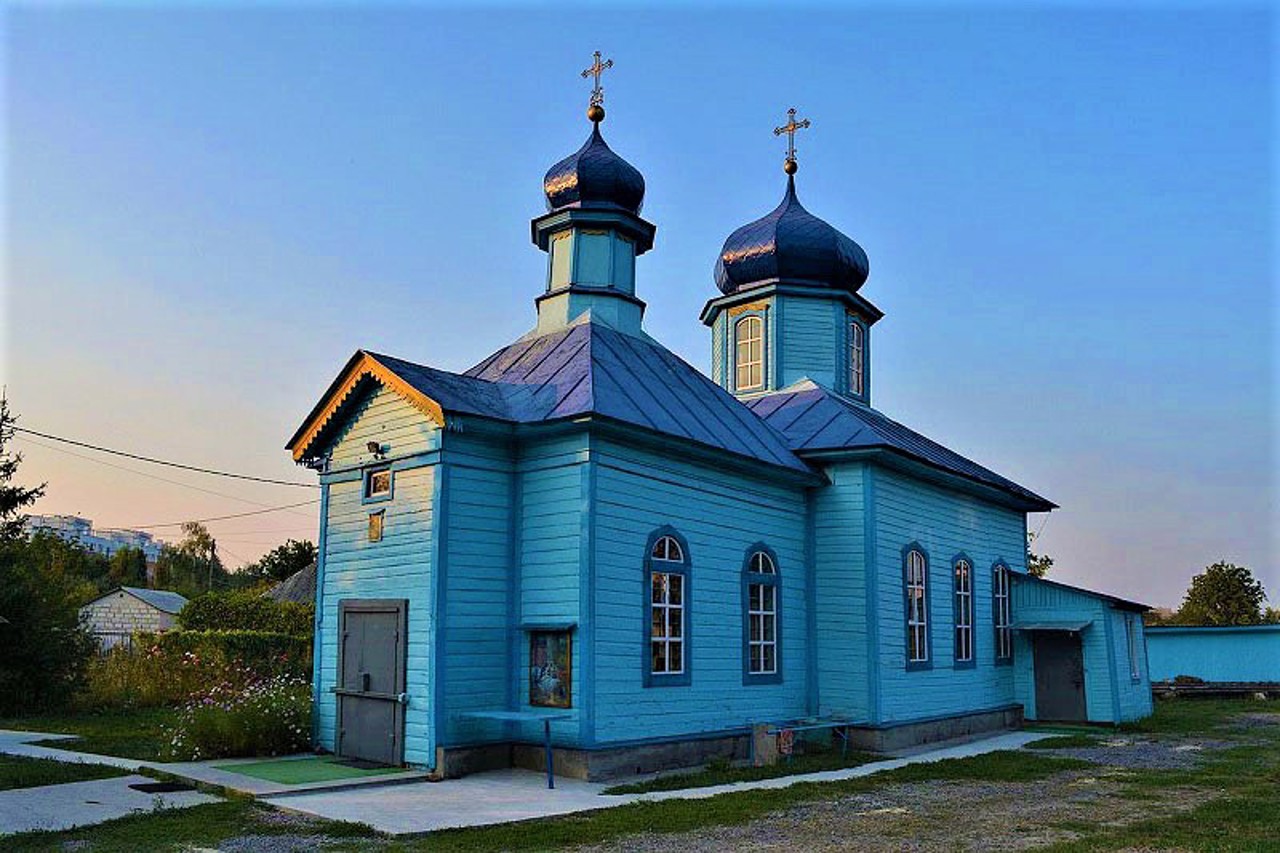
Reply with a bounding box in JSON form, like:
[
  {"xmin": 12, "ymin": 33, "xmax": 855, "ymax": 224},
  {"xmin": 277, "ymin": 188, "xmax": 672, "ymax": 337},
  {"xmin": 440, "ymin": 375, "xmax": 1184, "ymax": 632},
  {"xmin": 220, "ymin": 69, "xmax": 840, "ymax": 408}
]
[
  {"xmin": 773, "ymin": 107, "xmax": 812, "ymax": 165},
  {"xmin": 581, "ymin": 51, "xmax": 614, "ymax": 107}
]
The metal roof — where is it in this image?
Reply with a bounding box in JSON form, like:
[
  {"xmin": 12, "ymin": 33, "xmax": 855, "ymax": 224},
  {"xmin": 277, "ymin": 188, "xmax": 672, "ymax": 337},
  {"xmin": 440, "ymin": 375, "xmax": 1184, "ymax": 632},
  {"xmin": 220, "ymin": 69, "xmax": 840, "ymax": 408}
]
[
  {"xmin": 365, "ymin": 321, "xmax": 810, "ymax": 474},
  {"xmin": 1014, "ymin": 620, "xmax": 1094, "ymax": 632},
  {"xmin": 1013, "ymin": 574, "xmax": 1150, "ymax": 612},
  {"xmin": 120, "ymin": 587, "xmax": 188, "ymax": 614},
  {"xmin": 264, "ymin": 562, "xmax": 317, "ymax": 605},
  {"xmin": 746, "ymin": 380, "xmax": 1055, "ymax": 510}
]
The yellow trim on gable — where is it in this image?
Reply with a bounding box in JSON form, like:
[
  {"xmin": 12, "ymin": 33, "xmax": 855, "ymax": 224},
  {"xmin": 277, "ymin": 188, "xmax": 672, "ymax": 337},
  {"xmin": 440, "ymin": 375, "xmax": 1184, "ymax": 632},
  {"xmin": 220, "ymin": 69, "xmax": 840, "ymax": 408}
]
[{"xmin": 289, "ymin": 353, "xmax": 445, "ymax": 462}]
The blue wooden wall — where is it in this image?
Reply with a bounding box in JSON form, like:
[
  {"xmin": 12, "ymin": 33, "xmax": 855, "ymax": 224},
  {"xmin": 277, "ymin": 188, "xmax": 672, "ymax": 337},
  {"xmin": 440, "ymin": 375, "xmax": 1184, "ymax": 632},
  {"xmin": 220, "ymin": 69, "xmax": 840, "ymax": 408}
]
[
  {"xmin": 870, "ymin": 467, "xmax": 1025, "ymax": 724},
  {"xmin": 314, "ymin": 384, "xmax": 440, "ymax": 766},
  {"xmin": 590, "ymin": 439, "xmax": 809, "ymax": 745},
  {"xmin": 1146, "ymin": 625, "xmax": 1280, "ymax": 683},
  {"xmin": 777, "ymin": 296, "xmax": 840, "ymax": 391}
]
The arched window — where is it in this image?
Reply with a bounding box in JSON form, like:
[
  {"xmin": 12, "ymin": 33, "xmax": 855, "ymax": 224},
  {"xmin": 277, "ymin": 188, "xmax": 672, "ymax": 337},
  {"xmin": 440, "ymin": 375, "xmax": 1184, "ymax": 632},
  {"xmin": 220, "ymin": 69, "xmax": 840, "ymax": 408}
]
[
  {"xmin": 743, "ymin": 547, "xmax": 780, "ymax": 682},
  {"xmin": 735, "ymin": 315, "xmax": 764, "ymax": 391},
  {"xmin": 953, "ymin": 557, "xmax": 974, "ymax": 667},
  {"xmin": 993, "ymin": 562, "xmax": 1013, "ymax": 663},
  {"xmin": 904, "ymin": 545, "xmax": 930, "ymax": 669},
  {"xmin": 645, "ymin": 529, "xmax": 691, "ymax": 687},
  {"xmin": 849, "ymin": 318, "xmax": 864, "ymax": 396}
]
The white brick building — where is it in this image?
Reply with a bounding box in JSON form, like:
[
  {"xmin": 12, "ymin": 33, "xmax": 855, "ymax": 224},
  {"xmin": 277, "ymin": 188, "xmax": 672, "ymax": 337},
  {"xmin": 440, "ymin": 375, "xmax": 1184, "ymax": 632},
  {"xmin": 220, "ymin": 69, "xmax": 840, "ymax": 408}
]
[{"xmin": 79, "ymin": 587, "xmax": 188, "ymax": 650}]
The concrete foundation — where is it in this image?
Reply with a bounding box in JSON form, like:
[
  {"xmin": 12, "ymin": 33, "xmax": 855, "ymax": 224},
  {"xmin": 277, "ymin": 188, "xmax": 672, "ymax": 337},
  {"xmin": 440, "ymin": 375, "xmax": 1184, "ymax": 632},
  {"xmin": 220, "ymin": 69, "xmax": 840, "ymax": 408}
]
[{"xmin": 845, "ymin": 705, "xmax": 1024, "ymax": 754}]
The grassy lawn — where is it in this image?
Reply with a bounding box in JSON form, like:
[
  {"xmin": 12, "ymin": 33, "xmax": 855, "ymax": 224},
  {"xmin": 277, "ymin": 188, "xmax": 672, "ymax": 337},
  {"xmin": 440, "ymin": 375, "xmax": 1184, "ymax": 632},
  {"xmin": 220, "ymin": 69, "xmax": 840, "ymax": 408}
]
[
  {"xmin": 1024, "ymin": 733, "xmax": 1100, "ymax": 750},
  {"xmin": 6, "ymin": 698, "xmax": 1277, "ymax": 851},
  {"xmin": 0, "ymin": 754, "xmax": 128, "ymax": 791},
  {"xmin": 0, "ymin": 708, "xmax": 176, "ymax": 762},
  {"xmin": 602, "ymin": 747, "xmax": 880, "ymax": 794}
]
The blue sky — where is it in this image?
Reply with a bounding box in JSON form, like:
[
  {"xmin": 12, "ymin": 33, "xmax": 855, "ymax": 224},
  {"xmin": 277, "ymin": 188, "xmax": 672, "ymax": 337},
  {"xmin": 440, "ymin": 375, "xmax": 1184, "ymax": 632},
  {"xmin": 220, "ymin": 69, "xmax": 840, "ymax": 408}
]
[{"xmin": 2, "ymin": 4, "xmax": 1273, "ymax": 606}]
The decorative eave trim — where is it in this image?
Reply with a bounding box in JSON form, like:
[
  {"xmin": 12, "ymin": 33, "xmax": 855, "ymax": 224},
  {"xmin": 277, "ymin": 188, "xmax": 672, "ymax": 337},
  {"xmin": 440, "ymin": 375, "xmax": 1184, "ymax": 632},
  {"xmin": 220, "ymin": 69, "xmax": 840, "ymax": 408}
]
[
  {"xmin": 286, "ymin": 350, "xmax": 446, "ymax": 463},
  {"xmin": 727, "ymin": 300, "xmax": 771, "ymax": 317},
  {"xmin": 700, "ymin": 282, "xmax": 883, "ymax": 326}
]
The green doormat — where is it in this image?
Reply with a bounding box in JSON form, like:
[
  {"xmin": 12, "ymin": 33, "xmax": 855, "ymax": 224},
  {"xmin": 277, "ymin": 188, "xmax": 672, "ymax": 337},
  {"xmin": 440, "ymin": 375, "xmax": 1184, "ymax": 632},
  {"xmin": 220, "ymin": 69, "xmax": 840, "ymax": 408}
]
[{"xmin": 214, "ymin": 756, "xmax": 408, "ymax": 785}]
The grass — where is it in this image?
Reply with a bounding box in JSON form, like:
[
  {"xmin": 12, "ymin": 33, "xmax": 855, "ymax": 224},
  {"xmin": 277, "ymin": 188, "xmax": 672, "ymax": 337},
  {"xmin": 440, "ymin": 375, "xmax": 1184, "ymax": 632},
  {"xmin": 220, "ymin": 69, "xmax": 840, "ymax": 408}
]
[
  {"xmin": 3, "ymin": 800, "xmax": 378, "ymax": 853},
  {"xmin": 215, "ymin": 755, "xmax": 410, "ymax": 785},
  {"xmin": 0, "ymin": 754, "xmax": 128, "ymax": 791},
  {"xmin": 1023, "ymin": 734, "xmax": 1100, "ymax": 750},
  {"xmin": 0, "ymin": 708, "xmax": 177, "ymax": 762},
  {"xmin": 602, "ymin": 748, "xmax": 880, "ymax": 794}
]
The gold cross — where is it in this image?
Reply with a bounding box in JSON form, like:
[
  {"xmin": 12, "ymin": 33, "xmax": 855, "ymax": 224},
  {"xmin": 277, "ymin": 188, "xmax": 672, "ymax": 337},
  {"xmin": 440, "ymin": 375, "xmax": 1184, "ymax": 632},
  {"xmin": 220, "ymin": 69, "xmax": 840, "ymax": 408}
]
[
  {"xmin": 581, "ymin": 51, "xmax": 614, "ymax": 107},
  {"xmin": 773, "ymin": 107, "xmax": 812, "ymax": 164}
]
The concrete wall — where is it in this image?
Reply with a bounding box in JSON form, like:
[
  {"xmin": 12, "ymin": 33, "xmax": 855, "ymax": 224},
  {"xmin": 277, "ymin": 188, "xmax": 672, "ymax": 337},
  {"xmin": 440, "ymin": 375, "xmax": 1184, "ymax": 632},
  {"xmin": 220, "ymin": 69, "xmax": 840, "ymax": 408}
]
[
  {"xmin": 1146, "ymin": 625, "xmax": 1280, "ymax": 683},
  {"xmin": 80, "ymin": 591, "xmax": 176, "ymax": 647}
]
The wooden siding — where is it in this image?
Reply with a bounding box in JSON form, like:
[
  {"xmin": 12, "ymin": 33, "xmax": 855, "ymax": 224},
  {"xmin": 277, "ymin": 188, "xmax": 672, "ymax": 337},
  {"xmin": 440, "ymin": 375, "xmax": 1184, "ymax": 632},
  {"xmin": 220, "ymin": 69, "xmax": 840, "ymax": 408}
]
[
  {"xmin": 441, "ymin": 434, "xmax": 515, "ymax": 746},
  {"xmin": 1147, "ymin": 626, "xmax": 1280, "ymax": 684},
  {"xmin": 812, "ymin": 462, "xmax": 870, "ymax": 720},
  {"xmin": 778, "ymin": 296, "xmax": 839, "ymax": 390},
  {"xmin": 711, "ymin": 314, "xmax": 726, "ymax": 387},
  {"xmin": 871, "ymin": 466, "xmax": 1024, "ymax": 723},
  {"xmin": 325, "ymin": 383, "xmax": 441, "ymax": 470},
  {"xmin": 315, "ymin": 383, "xmax": 439, "ymax": 766},
  {"xmin": 591, "ymin": 440, "xmax": 809, "ymax": 745}
]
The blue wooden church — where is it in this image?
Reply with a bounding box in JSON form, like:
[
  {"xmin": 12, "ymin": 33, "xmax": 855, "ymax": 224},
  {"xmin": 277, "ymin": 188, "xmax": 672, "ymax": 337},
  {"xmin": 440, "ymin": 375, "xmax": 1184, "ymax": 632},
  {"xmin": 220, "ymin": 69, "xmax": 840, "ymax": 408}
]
[{"xmin": 287, "ymin": 62, "xmax": 1152, "ymax": 779}]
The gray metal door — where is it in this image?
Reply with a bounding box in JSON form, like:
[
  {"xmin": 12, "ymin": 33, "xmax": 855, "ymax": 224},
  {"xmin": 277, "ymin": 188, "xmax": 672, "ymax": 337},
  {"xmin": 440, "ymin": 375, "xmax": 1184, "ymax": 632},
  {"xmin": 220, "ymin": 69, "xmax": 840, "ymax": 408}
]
[
  {"xmin": 1033, "ymin": 631, "xmax": 1087, "ymax": 722},
  {"xmin": 336, "ymin": 599, "xmax": 407, "ymax": 765}
]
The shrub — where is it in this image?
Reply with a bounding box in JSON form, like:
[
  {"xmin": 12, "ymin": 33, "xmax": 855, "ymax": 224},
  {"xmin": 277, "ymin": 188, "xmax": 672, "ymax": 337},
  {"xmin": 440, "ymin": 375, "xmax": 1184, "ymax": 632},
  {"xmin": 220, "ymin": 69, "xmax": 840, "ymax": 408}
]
[
  {"xmin": 178, "ymin": 590, "xmax": 313, "ymax": 636},
  {"xmin": 166, "ymin": 676, "xmax": 311, "ymax": 761},
  {"xmin": 80, "ymin": 630, "xmax": 312, "ymax": 710}
]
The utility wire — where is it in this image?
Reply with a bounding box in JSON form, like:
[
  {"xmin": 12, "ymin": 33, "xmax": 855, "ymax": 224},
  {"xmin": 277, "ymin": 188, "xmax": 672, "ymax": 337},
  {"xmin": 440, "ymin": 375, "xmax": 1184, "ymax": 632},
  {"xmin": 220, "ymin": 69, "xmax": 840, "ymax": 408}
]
[
  {"xmin": 102, "ymin": 499, "xmax": 321, "ymax": 531},
  {"xmin": 13, "ymin": 426, "xmax": 317, "ymax": 489}
]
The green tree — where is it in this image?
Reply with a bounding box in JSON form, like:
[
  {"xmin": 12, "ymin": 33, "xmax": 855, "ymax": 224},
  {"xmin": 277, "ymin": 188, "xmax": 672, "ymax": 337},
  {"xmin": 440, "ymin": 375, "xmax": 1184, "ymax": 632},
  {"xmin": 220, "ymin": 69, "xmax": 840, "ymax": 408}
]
[
  {"xmin": 239, "ymin": 539, "xmax": 316, "ymax": 585},
  {"xmin": 107, "ymin": 546, "xmax": 148, "ymax": 588},
  {"xmin": 0, "ymin": 400, "xmax": 95, "ymax": 713},
  {"xmin": 1265, "ymin": 607, "xmax": 1280, "ymax": 625},
  {"xmin": 1026, "ymin": 531, "xmax": 1053, "ymax": 578},
  {"xmin": 1171, "ymin": 561, "xmax": 1267, "ymax": 626},
  {"xmin": 153, "ymin": 522, "xmax": 230, "ymax": 596}
]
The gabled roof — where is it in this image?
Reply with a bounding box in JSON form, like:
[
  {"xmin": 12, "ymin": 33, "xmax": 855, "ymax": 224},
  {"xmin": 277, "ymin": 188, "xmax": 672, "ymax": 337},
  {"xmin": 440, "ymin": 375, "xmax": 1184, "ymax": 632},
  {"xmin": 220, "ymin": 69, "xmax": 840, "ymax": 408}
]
[
  {"xmin": 1013, "ymin": 574, "xmax": 1150, "ymax": 613},
  {"xmin": 289, "ymin": 321, "xmax": 811, "ymax": 474},
  {"xmin": 81, "ymin": 586, "xmax": 188, "ymax": 615},
  {"xmin": 264, "ymin": 562, "xmax": 317, "ymax": 605},
  {"xmin": 746, "ymin": 380, "xmax": 1055, "ymax": 510}
]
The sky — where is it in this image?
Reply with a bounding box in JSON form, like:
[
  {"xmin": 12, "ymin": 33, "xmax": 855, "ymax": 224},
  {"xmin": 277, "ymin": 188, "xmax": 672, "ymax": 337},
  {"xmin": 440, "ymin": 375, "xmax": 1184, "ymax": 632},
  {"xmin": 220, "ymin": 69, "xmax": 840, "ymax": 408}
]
[{"xmin": 1, "ymin": 3, "xmax": 1273, "ymax": 608}]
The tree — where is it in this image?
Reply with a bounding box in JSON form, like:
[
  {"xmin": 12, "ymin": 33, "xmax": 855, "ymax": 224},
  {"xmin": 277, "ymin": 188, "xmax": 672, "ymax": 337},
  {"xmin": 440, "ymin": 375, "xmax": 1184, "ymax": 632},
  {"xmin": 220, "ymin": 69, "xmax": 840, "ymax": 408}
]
[
  {"xmin": 0, "ymin": 396, "xmax": 44, "ymax": 540},
  {"xmin": 0, "ymin": 400, "xmax": 95, "ymax": 713},
  {"xmin": 153, "ymin": 522, "xmax": 231, "ymax": 597},
  {"xmin": 1171, "ymin": 561, "xmax": 1267, "ymax": 626},
  {"xmin": 1265, "ymin": 607, "xmax": 1280, "ymax": 625},
  {"xmin": 108, "ymin": 546, "xmax": 148, "ymax": 588},
  {"xmin": 1027, "ymin": 531, "xmax": 1053, "ymax": 578},
  {"xmin": 239, "ymin": 539, "xmax": 317, "ymax": 585}
]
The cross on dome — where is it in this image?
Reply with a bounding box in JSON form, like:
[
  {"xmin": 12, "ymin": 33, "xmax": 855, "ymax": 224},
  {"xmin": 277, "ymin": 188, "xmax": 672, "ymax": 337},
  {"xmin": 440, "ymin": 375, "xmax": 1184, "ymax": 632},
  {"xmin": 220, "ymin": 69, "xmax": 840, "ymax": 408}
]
[
  {"xmin": 581, "ymin": 51, "xmax": 614, "ymax": 123},
  {"xmin": 773, "ymin": 107, "xmax": 811, "ymax": 175}
]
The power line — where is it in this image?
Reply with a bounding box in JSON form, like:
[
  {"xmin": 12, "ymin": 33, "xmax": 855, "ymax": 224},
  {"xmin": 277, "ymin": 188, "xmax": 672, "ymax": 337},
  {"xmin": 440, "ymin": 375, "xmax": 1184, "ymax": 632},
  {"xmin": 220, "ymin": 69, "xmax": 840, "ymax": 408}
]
[
  {"xmin": 102, "ymin": 499, "xmax": 321, "ymax": 531},
  {"xmin": 14, "ymin": 426, "xmax": 317, "ymax": 489},
  {"xmin": 18, "ymin": 435, "xmax": 289, "ymax": 507}
]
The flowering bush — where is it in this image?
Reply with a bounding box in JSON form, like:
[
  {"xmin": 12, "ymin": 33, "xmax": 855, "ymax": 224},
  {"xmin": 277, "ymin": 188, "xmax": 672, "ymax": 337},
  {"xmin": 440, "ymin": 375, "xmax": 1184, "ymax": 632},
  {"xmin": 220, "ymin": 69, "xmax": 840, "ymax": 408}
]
[
  {"xmin": 165, "ymin": 676, "xmax": 311, "ymax": 761},
  {"xmin": 80, "ymin": 631, "xmax": 310, "ymax": 710}
]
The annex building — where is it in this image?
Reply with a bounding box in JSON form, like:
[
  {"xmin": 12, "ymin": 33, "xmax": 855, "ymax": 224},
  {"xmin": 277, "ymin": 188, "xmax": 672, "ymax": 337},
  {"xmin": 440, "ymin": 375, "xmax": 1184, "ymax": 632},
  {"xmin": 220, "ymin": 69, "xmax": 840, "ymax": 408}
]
[{"xmin": 287, "ymin": 66, "xmax": 1153, "ymax": 779}]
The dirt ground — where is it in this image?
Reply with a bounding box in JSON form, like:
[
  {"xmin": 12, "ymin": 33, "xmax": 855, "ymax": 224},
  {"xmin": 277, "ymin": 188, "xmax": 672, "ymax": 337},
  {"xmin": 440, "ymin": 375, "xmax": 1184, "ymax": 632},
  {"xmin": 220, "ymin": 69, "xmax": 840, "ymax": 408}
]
[{"xmin": 572, "ymin": 733, "xmax": 1238, "ymax": 853}]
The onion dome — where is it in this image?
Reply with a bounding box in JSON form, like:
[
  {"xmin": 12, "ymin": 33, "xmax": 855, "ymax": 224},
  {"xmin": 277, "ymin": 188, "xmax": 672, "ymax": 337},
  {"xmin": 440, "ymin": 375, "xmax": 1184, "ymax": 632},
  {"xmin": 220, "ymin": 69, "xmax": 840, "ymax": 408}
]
[
  {"xmin": 714, "ymin": 175, "xmax": 869, "ymax": 295},
  {"xmin": 543, "ymin": 124, "xmax": 645, "ymax": 215}
]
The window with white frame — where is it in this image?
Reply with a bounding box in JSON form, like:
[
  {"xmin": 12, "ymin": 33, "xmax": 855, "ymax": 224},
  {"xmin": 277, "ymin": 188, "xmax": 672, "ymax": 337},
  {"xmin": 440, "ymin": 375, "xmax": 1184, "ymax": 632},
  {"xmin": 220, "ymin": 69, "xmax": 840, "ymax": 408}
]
[
  {"xmin": 364, "ymin": 467, "xmax": 392, "ymax": 500},
  {"xmin": 994, "ymin": 564, "xmax": 1013, "ymax": 661},
  {"xmin": 746, "ymin": 550, "xmax": 778, "ymax": 676},
  {"xmin": 849, "ymin": 318, "xmax": 864, "ymax": 396},
  {"xmin": 735, "ymin": 315, "xmax": 764, "ymax": 391},
  {"xmin": 1126, "ymin": 614, "xmax": 1140, "ymax": 679},
  {"xmin": 649, "ymin": 535, "xmax": 686, "ymax": 677},
  {"xmin": 906, "ymin": 548, "xmax": 929, "ymax": 664},
  {"xmin": 954, "ymin": 558, "xmax": 974, "ymax": 664}
]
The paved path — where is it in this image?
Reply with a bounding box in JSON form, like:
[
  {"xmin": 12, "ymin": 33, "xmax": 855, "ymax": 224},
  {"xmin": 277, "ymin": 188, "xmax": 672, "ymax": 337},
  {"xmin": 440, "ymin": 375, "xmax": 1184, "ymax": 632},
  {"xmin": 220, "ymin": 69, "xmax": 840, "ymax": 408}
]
[
  {"xmin": 0, "ymin": 774, "xmax": 220, "ymax": 835},
  {"xmin": 268, "ymin": 731, "xmax": 1050, "ymax": 835}
]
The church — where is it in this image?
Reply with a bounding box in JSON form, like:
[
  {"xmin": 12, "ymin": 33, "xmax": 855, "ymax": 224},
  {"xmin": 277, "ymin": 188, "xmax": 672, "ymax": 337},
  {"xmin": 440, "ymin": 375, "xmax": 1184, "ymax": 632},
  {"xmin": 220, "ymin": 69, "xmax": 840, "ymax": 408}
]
[{"xmin": 286, "ymin": 56, "xmax": 1153, "ymax": 780}]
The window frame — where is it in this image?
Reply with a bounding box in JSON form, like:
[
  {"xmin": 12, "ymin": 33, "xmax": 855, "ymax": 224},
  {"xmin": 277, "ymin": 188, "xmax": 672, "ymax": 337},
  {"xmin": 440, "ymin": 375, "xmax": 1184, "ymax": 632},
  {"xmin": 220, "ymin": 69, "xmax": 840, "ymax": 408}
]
[
  {"xmin": 902, "ymin": 543, "xmax": 932, "ymax": 671},
  {"xmin": 733, "ymin": 314, "xmax": 766, "ymax": 393},
  {"xmin": 992, "ymin": 561, "xmax": 1013, "ymax": 665},
  {"xmin": 367, "ymin": 509, "xmax": 385, "ymax": 543},
  {"xmin": 952, "ymin": 554, "xmax": 976, "ymax": 669},
  {"xmin": 362, "ymin": 466, "xmax": 394, "ymax": 504},
  {"xmin": 741, "ymin": 543, "xmax": 782, "ymax": 685},
  {"xmin": 848, "ymin": 315, "xmax": 866, "ymax": 398},
  {"xmin": 643, "ymin": 527, "xmax": 692, "ymax": 688}
]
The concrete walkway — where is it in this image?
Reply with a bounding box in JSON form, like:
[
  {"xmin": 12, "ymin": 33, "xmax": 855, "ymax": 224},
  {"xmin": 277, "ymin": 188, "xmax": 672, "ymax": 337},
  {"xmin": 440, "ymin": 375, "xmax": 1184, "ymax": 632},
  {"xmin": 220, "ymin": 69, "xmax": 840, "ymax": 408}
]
[
  {"xmin": 268, "ymin": 731, "xmax": 1051, "ymax": 835},
  {"xmin": 0, "ymin": 775, "xmax": 220, "ymax": 835}
]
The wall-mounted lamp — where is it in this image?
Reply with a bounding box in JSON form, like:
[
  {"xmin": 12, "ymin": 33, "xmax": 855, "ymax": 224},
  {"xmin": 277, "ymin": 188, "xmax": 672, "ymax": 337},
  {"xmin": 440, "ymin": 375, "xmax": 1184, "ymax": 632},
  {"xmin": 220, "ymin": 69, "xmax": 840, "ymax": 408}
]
[{"xmin": 367, "ymin": 441, "xmax": 387, "ymax": 460}]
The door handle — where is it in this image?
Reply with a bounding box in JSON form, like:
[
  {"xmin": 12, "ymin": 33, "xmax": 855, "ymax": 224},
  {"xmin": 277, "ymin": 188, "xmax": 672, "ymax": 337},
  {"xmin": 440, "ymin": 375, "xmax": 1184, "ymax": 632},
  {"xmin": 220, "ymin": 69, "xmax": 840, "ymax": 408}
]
[{"xmin": 362, "ymin": 672, "xmax": 371, "ymax": 692}]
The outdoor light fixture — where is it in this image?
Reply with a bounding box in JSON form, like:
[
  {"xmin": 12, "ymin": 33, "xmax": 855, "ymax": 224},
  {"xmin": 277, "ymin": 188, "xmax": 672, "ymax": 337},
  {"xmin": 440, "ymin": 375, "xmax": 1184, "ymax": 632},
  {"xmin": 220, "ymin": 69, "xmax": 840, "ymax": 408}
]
[{"xmin": 367, "ymin": 441, "xmax": 386, "ymax": 459}]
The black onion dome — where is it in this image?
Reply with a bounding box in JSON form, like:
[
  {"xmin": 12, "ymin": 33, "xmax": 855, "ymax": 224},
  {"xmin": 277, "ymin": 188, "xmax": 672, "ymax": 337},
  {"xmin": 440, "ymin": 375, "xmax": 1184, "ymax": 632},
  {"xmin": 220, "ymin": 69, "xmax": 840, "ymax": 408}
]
[
  {"xmin": 714, "ymin": 176, "xmax": 869, "ymax": 295},
  {"xmin": 544, "ymin": 124, "xmax": 645, "ymax": 214}
]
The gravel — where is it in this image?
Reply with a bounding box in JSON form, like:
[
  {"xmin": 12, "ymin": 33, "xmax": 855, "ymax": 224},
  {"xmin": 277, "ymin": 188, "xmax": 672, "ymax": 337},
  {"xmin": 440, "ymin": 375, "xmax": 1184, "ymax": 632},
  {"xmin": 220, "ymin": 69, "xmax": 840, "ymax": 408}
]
[{"xmin": 1047, "ymin": 736, "xmax": 1235, "ymax": 770}]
